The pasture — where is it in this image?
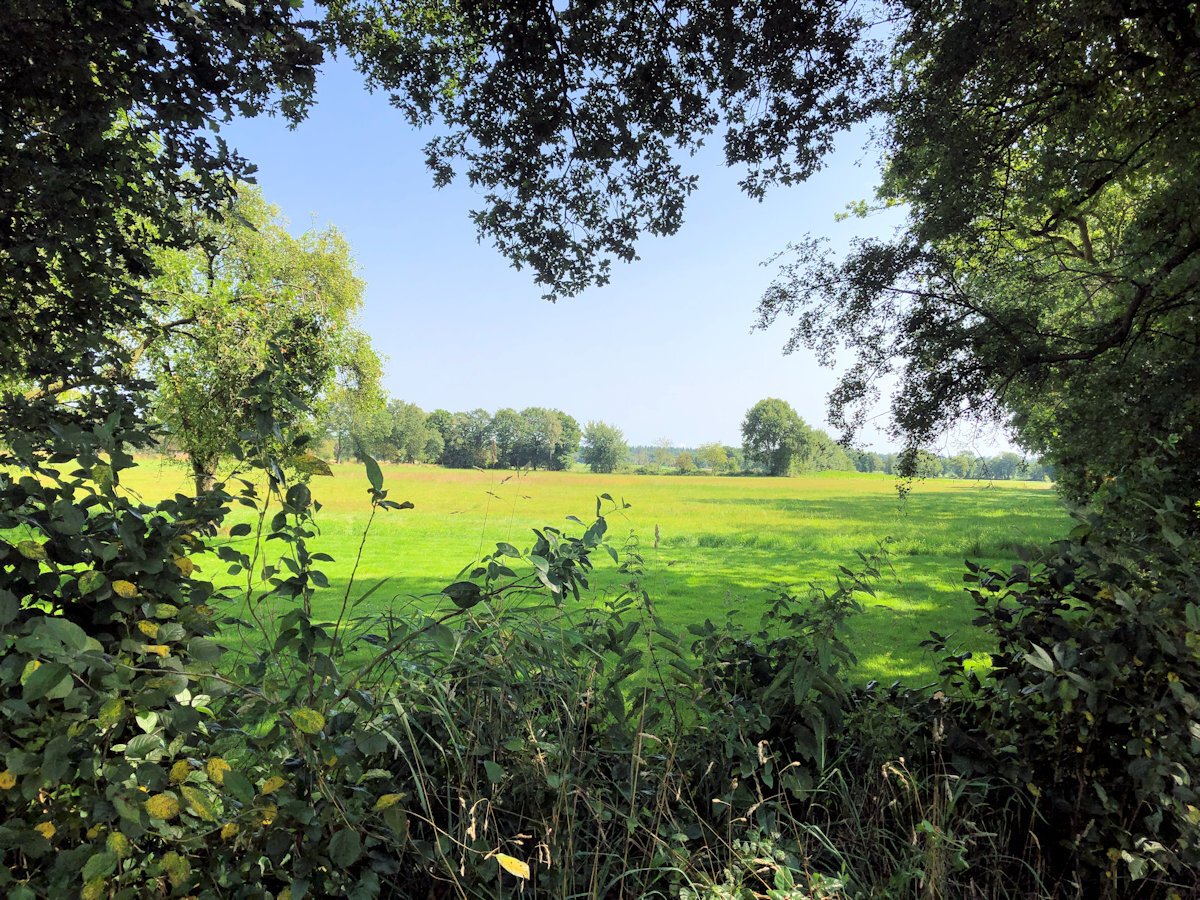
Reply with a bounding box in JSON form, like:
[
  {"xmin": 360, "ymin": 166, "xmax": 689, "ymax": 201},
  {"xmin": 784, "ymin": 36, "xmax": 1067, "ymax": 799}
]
[{"xmin": 123, "ymin": 459, "xmax": 1070, "ymax": 682}]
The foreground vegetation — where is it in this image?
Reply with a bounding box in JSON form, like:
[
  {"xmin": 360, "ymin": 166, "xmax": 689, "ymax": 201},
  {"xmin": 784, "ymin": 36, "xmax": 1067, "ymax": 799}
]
[
  {"xmin": 3, "ymin": 428, "xmax": 1195, "ymax": 898},
  {"xmin": 125, "ymin": 459, "xmax": 1066, "ymax": 681},
  {"xmin": 4, "ymin": 1, "xmax": 1198, "ymax": 898}
]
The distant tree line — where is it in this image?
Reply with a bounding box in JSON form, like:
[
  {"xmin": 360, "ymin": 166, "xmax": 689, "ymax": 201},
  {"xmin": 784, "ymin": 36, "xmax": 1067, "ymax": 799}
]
[
  {"xmin": 314, "ymin": 394, "xmax": 1047, "ymax": 481},
  {"xmin": 852, "ymin": 450, "xmax": 1051, "ymax": 482}
]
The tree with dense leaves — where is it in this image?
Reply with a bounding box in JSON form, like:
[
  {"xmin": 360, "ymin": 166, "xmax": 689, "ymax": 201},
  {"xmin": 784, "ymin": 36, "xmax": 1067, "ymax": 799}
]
[
  {"xmin": 377, "ymin": 399, "xmax": 436, "ymax": 464},
  {"xmin": 1, "ymin": 1, "xmax": 324, "ymax": 393},
  {"xmin": 807, "ymin": 429, "xmax": 853, "ymax": 472},
  {"xmin": 513, "ymin": 407, "xmax": 581, "ymax": 471},
  {"xmin": 756, "ymin": 0, "xmax": 1200, "ymax": 504},
  {"xmin": 741, "ymin": 399, "xmax": 812, "ymax": 476},
  {"xmin": 581, "ymin": 421, "xmax": 628, "ymax": 474},
  {"xmin": 322, "ymin": 374, "xmax": 390, "ymax": 465},
  {"xmin": 489, "ymin": 408, "xmax": 528, "ymax": 468},
  {"xmin": 141, "ymin": 185, "xmax": 377, "ymax": 493}
]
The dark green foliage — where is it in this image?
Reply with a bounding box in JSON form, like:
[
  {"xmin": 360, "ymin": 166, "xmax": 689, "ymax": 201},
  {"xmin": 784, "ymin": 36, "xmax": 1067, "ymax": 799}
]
[
  {"xmin": 756, "ymin": 0, "xmax": 1200, "ymax": 498},
  {"xmin": 922, "ymin": 452, "xmax": 1200, "ymax": 896},
  {"xmin": 0, "ymin": 391, "xmax": 234, "ymax": 896},
  {"xmin": 741, "ymin": 398, "xmax": 812, "ymax": 475},
  {"xmin": 1, "ymin": 0, "xmax": 322, "ymax": 385},
  {"xmin": 324, "ymin": 0, "xmax": 875, "ymax": 297}
]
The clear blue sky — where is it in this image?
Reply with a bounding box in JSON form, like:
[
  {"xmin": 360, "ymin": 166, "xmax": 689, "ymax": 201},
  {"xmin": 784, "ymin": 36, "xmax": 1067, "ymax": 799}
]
[{"xmin": 223, "ymin": 55, "xmax": 925, "ymax": 450}]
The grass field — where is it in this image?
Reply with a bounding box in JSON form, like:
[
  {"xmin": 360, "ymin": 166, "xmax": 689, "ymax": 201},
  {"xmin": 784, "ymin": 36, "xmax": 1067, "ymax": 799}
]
[{"xmin": 123, "ymin": 459, "xmax": 1071, "ymax": 682}]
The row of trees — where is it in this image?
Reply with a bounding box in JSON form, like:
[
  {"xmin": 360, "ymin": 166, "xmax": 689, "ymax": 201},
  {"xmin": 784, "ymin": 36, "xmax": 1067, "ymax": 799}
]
[
  {"xmin": 317, "ymin": 395, "xmax": 854, "ymax": 476},
  {"xmin": 320, "ymin": 400, "xmax": 582, "ymax": 471},
  {"xmin": 853, "ymin": 450, "xmax": 1051, "ymax": 481}
]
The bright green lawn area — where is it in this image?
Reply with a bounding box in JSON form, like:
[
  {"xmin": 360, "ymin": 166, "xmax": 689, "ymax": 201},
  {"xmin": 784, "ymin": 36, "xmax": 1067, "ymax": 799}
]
[{"xmin": 123, "ymin": 459, "xmax": 1071, "ymax": 683}]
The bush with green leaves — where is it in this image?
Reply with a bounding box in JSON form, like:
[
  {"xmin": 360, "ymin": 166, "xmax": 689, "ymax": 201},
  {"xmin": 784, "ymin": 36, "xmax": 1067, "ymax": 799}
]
[
  {"xmin": 923, "ymin": 450, "xmax": 1200, "ymax": 897},
  {"xmin": 0, "ymin": 389, "xmax": 231, "ymax": 898}
]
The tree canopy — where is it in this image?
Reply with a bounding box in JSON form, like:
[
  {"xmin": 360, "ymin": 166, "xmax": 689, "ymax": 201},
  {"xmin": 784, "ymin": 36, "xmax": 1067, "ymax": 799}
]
[
  {"xmin": 141, "ymin": 185, "xmax": 377, "ymax": 492},
  {"xmin": 741, "ymin": 399, "xmax": 811, "ymax": 476},
  {"xmin": 756, "ymin": 0, "xmax": 1200, "ymax": 500},
  {"xmin": 581, "ymin": 421, "xmax": 629, "ymax": 474},
  {"xmin": 2, "ymin": 0, "xmax": 876, "ymax": 402}
]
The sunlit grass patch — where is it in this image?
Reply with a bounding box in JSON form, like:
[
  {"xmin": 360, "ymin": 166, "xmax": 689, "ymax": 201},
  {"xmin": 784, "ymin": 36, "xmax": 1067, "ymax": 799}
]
[{"xmin": 122, "ymin": 459, "xmax": 1070, "ymax": 682}]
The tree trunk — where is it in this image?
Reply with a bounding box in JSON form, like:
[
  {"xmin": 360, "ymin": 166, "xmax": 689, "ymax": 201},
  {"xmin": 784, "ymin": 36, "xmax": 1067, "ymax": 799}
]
[{"xmin": 191, "ymin": 456, "xmax": 216, "ymax": 496}]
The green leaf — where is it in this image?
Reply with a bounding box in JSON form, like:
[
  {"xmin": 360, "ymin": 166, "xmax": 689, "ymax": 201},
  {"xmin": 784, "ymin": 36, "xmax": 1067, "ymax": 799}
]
[
  {"xmin": 16, "ymin": 540, "xmax": 47, "ymax": 560},
  {"xmin": 1024, "ymin": 644, "xmax": 1055, "ymax": 672},
  {"xmin": 188, "ymin": 638, "xmax": 223, "ymax": 663},
  {"xmin": 285, "ymin": 483, "xmax": 312, "ymax": 512},
  {"xmin": 495, "ymin": 542, "xmax": 520, "ymax": 558},
  {"xmin": 483, "ymin": 760, "xmax": 505, "ymax": 783},
  {"xmin": 125, "ymin": 733, "xmax": 166, "ymax": 759},
  {"xmin": 229, "ymin": 523, "xmax": 252, "ymax": 537},
  {"xmin": 246, "ymin": 714, "xmax": 279, "ymax": 739},
  {"xmin": 82, "ymin": 851, "xmax": 117, "ymax": 881},
  {"xmin": 222, "ymin": 771, "xmax": 254, "ymax": 804},
  {"xmin": 97, "ymin": 697, "xmax": 125, "ymax": 730},
  {"xmin": 38, "ymin": 616, "xmax": 89, "ymax": 651},
  {"xmin": 78, "ymin": 570, "xmax": 106, "ymax": 595},
  {"xmin": 293, "ymin": 451, "xmax": 333, "ymax": 477},
  {"xmin": 329, "ymin": 828, "xmax": 362, "ymax": 866},
  {"xmin": 21, "ymin": 662, "xmax": 71, "ymax": 701},
  {"xmin": 441, "ymin": 581, "xmax": 483, "ymax": 609},
  {"xmin": 363, "ymin": 453, "xmax": 384, "ymax": 492}
]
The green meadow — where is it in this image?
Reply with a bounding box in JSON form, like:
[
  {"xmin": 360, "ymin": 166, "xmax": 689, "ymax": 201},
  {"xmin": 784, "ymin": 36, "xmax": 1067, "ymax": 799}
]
[{"xmin": 124, "ymin": 459, "xmax": 1071, "ymax": 682}]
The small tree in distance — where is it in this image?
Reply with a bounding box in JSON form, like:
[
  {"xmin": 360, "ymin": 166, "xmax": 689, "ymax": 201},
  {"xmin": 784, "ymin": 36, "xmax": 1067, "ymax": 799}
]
[
  {"xmin": 582, "ymin": 421, "xmax": 629, "ymax": 473},
  {"xmin": 741, "ymin": 398, "xmax": 810, "ymax": 476}
]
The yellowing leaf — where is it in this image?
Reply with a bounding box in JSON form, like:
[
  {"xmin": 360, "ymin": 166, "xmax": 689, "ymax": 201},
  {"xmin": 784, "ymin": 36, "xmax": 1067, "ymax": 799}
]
[
  {"xmin": 141, "ymin": 644, "xmax": 170, "ymax": 658},
  {"xmin": 145, "ymin": 793, "xmax": 181, "ymax": 820},
  {"xmin": 259, "ymin": 803, "xmax": 278, "ymax": 826},
  {"xmin": 169, "ymin": 759, "xmax": 192, "ymax": 784},
  {"xmin": 0, "ymin": 770, "xmax": 15, "ymax": 790},
  {"xmin": 374, "ymin": 793, "xmax": 404, "ymax": 811},
  {"xmin": 293, "ymin": 452, "xmax": 334, "ymax": 477},
  {"xmin": 162, "ymin": 850, "xmax": 191, "ymax": 888},
  {"xmin": 107, "ymin": 831, "xmax": 130, "ymax": 858},
  {"xmin": 261, "ymin": 775, "xmax": 286, "ymax": 795},
  {"xmin": 181, "ymin": 786, "xmax": 217, "ymax": 821},
  {"xmin": 112, "ymin": 580, "xmax": 138, "ymax": 598},
  {"xmin": 97, "ymin": 697, "xmax": 125, "ymax": 730},
  {"xmin": 137, "ymin": 620, "xmax": 159, "ymax": 638},
  {"xmin": 205, "ymin": 757, "xmax": 231, "ymax": 786},
  {"xmin": 34, "ymin": 821, "xmax": 56, "ymax": 840},
  {"xmin": 17, "ymin": 540, "xmax": 47, "ymax": 560},
  {"xmin": 173, "ymin": 555, "xmax": 195, "ymax": 576},
  {"xmin": 290, "ymin": 708, "xmax": 325, "ymax": 735},
  {"xmin": 496, "ymin": 853, "xmax": 530, "ymax": 880},
  {"xmin": 20, "ymin": 659, "xmax": 41, "ymax": 683},
  {"xmin": 81, "ymin": 877, "xmax": 107, "ymax": 900},
  {"xmin": 220, "ymin": 822, "xmax": 240, "ymax": 841}
]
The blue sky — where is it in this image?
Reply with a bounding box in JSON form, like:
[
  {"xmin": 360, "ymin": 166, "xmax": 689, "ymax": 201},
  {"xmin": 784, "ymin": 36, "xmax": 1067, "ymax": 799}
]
[{"xmin": 222, "ymin": 55, "xmax": 920, "ymax": 449}]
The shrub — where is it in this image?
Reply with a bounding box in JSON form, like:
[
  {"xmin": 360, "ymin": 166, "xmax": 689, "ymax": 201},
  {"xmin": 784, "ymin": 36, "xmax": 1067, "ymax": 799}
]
[{"xmin": 925, "ymin": 451, "xmax": 1200, "ymax": 897}]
